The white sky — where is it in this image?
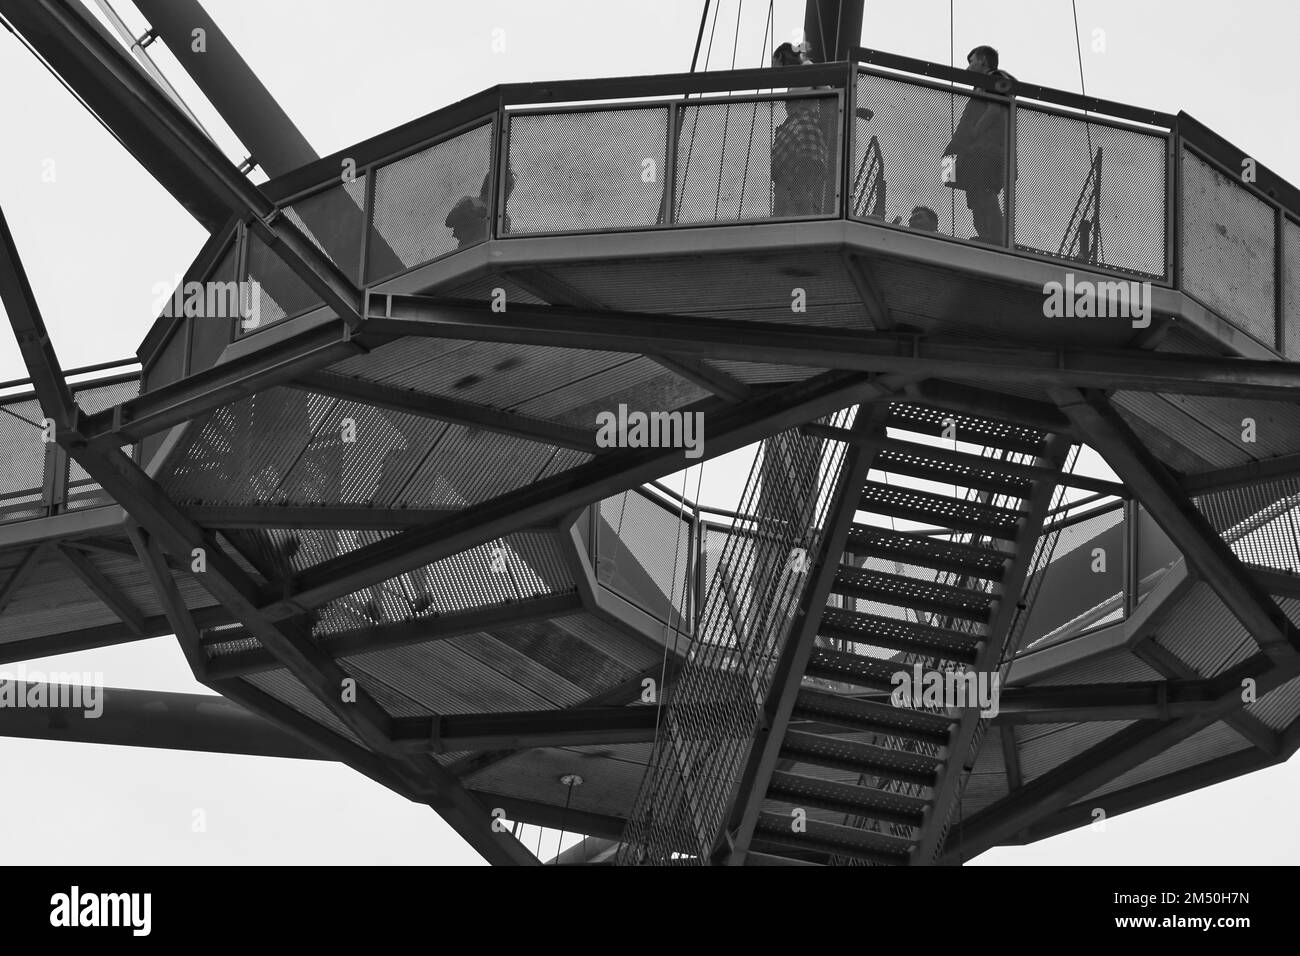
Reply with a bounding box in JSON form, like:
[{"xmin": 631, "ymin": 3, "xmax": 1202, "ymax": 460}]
[{"xmin": 0, "ymin": 0, "xmax": 1297, "ymax": 864}]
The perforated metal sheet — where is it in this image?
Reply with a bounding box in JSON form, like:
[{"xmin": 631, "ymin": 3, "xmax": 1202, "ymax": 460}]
[
  {"xmin": 1013, "ymin": 107, "xmax": 1166, "ymax": 278},
  {"xmin": 0, "ymin": 394, "xmax": 48, "ymax": 523},
  {"xmin": 506, "ymin": 107, "xmax": 668, "ymax": 235},
  {"xmin": 852, "ymin": 71, "xmax": 999, "ymax": 243},
  {"xmin": 242, "ymin": 232, "xmax": 321, "ymax": 333},
  {"xmin": 1152, "ymin": 582, "xmax": 1256, "ymax": 678},
  {"xmin": 1081, "ymin": 720, "xmax": 1252, "ymax": 801},
  {"xmin": 1247, "ymin": 670, "xmax": 1300, "ymax": 732},
  {"xmin": 284, "ymin": 177, "xmax": 367, "ymax": 283},
  {"xmin": 1181, "ymin": 148, "xmax": 1277, "ymax": 345},
  {"xmin": 676, "ymin": 95, "xmax": 838, "ymax": 223},
  {"xmin": 367, "ymin": 120, "xmax": 495, "ymax": 281},
  {"xmin": 1017, "ymin": 720, "xmax": 1136, "ymax": 784},
  {"xmin": 240, "ymin": 669, "xmax": 366, "ymax": 747},
  {"xmin": 596, "ymin": 489, "xmax": 692, "ymax": 626}
]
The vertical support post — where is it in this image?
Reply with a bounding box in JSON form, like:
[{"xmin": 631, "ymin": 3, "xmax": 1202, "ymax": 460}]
[
  {"xmin": 358, "ymin": 163, "xmax": 377, "ymax": 286},
  {"xmin": 1123, "ymin": 498, "xmax": 1137, "ymax": 618},
  {"xmin": 494, "ymin": 100, "xmax": 511, "ymax": 240},
  {"xmin": 1164, "ymin": 128, "xmax": 1177, "ymax": 285},
  {"xmin": 1171, "ymin": 121, "xmax": 1184, "ymax": 291},
  {"xmin": 1275, "ymin": 205, "xmax": 1285, "ymax": 355},
  {"xmin": 662, "ymin": 100, "xmax": 681, "ymax": 227},
  {"xmin": 1004, "ymin": 95, "xmax": 1017, "ymax": 251}
]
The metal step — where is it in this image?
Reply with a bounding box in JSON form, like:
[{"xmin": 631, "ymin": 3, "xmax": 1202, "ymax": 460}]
[
  {"xmin": 818, "ymin": 607, "xmax": 983, "ymax": 663},
  {"xmin": 803, "ymin": 647, "xmax": 900, "ymax": 692},
  {"xmin": 767, "ymin": 770, "xmax": 929, "ymax": 827},
  {"xmin": 845, "ymin": 525, "xmax": 1008, "ymax": 582},
  {"xmin": 745, "ymin": 850, "xmax": 824, "ymax": 866},
  {"xmin": 886, "ymin": 403, "xmax": 1047, "ymax": 456},
  {"xmin": 791, "ymin": 688, "xmax": 953, "ymax": 745},
  {"xmin": 754, "ymin": 813, "xmax": 914, "ymax": 865},
  {"xmin": 831, "ymin": 566, "xmax": 994, "ymax": 624},
  {"xmin": 874, "ymin": 439, "xmax": 1035, "ymax": 498},
  {"xmin": 860, "ymin": 481, "xmax": 1024, "ymax": 540},
  {"xmin": 781, "ymin": 729, "xmax": 941, "ymax": 787}
]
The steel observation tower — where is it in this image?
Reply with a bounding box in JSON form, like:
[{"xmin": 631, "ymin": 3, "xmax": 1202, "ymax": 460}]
[{"xmin": 1, "ymin": 0, "xmax": 1300, "ymax": 865}]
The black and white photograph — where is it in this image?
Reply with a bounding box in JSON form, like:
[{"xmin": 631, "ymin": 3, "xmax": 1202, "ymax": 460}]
[{"xmin": 0, "ymin": 0, "xmax": 1294, "ymax": 933}]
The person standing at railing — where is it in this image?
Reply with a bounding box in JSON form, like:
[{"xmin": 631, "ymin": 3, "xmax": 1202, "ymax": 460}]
[
  {"xmin": 770, "ymin": 42, "xmax": 828, "ymax": 218},
  {"xmin": 445, "ymin": 169, "xmax": 516, "ymax": 249},
  {"xmin": 942, "ymin": 45, "xmax": 1016, "ymax": 244}
]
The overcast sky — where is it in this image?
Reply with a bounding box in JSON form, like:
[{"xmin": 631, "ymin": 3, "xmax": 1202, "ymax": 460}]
[{"xmin": 0, "ymin": 0, "xmax": 1297, "ymax": 865}]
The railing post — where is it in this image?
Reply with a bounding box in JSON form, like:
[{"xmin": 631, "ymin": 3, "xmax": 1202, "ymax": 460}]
[
  {"xmin": 1170, "ymin": 119, "xmax": 1183, "ymax": 291},
  {"xmin": 1004, "ymin": 95, "xmax": 1016, "ymax": 250},
  {"xmin": 663, "ymin": 100, "xmax": 680, "ymax": 226},
  {"xmin": 1276, "ymin": 205, "xmax": 1285, "ymax": 355},
  {"xmin": 493, "ymin": 95, "xmax": 509, "ymax": 239},
  {"xmin": 1123, "ymin": 498, "xmax": 1137, "ymax": 618}
]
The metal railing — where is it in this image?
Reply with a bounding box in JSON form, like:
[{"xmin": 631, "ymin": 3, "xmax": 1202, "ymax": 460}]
[
  {"xmin": 0, "ymin": 362, "xmax": 140, "ymax": 526},
  {"xmin": 135, "ymin": 49, "xmax": 1299, "ymax": 402}
]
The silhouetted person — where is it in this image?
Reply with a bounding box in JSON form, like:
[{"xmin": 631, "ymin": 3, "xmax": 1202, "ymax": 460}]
[
  {"xmin": 943, "ymin": 45, "xmax": 1015, "ymax": 244},
  {"xmin": 894, "ymin": 205, "xmax": 940, "ymax": 231},
  {"xmin": 446, "ymin": 170, "xmax": 516, "ymax": 248}
]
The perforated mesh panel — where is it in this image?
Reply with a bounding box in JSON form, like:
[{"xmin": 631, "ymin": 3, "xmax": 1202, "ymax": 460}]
[
  {"xmin": 0, "ymin": 395, "xmax": 48, "ymax": 523},
  {"xmin": 1194, "ymin": 477, "xmax": 1300, "ymax": 571},
  {"xmin": 852, "ymin": 71, "xmax": 1000, "ymax": 243},
  {"xmin": 596, "ymin": 490, "xmax": 692, "ymax": 628},
  {"xmin": 242, "ymin": 232, "xmax": 321, "ymax": 335},
  {"xmin": 188, "ymin": 246, "xmax": 238, "ymax": 376},
  {"xmin": 1181, "ymin": 148, "xmax": 1277, "ymax": 345},
  {"xmin": 317, "ymin": 531, "xmax": 574, "ymax": 636},
  {"xmin": 1021, "ymin": 504, "xmax": 1126, "ymax": 650},
  {"xmin": 506, "ymin": 107, "xmax": 669, "ymax": 234},
  {"xmin": 618, "ymin": 406, "xmax": 857, "ymax": 865},
  {"xmin": 368, "ymin": 120, "xmax": 494, "ymax": 280},
  {"xmin": 675, "ymin": 96, "xmax": 838, "ymax": 223},
  {"xmin": 1284, "ymin": 216, "xmax": 1300, "ymax": 360},
  {"xmin": 1013, "ymin": 107, "xmax": 1166, "ymax": 278},
  {"xmin": 284, "ymin": 177, "xmax": 367, "ymax": 283}
]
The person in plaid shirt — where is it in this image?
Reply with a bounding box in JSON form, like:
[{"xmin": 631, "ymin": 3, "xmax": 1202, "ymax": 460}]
[
  {"xmin": 772, "ymin": 98, "xmax": 828, "ymax": 217},
  {"xmin": 770, "ymin": 42, "xmax": 828, "ymax": 217}
]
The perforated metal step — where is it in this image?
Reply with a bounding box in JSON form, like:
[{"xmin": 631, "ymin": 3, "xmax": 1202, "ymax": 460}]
[
  {"xmin": 781, "ymin": 729, "xmax": 941, "ymax": 787},
  {"xmin": 859, "ymin": 481, "xmax": 1024, "ymax": 540},
  {"xmin": 754, "ymin": 813, "xmax": 914, "ymax": 864},
  {"xmin": 818, "ymin": 607, "xmax": 982, "ymax": 663},
  {"xmin": 844, "ymin": 525, "xmax": 1009, "ymax": 581},
  {"xmin": 831, "ymin": 567, "xmax": 994, "ymax": 624},
  {"xmin": 791, "ymin": 688, "xmax": 953, "ymax": 745},
  {"xmin": 767, "ymin": 771, "xmax": 929, "ymax": 827},
  {"xmin": 803, "ymin": 647, "xmax": 901, "ymax": 692},
  {"xmin": 886, "ymin": 403, "xmax": 1047, "ymax": 456},
  {"xmin": 874, "ymin": 439, "xmax": 1035, "ymax": 499}
]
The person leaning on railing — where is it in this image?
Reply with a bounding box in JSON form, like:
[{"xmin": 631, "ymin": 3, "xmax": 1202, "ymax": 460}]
[
  {"xmin": 770, "ymin": 41, "xmax": 828, "ymax": 218},
  {"xmin": 942, "ymin": 45, "xmax": 1016, "ymax": 244},
  {"xmin": 445, "ymin": 168, "xmax": 517, "ymax": 248}
]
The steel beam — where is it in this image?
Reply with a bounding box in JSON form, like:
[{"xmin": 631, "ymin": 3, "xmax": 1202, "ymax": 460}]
[
  {"xmin": 360, "ymin": 294, "xmax": 1300, "ymax": 400},
  {"xmin": 0, "ymin": 204, "xmax": 536, "ymax": 866},
  {"xmin": 1, "ymin": 0, "xmax": 364, "ymax": 326},
  {"xmin": 205, "ymin": 592, "xmax": 584, "ymax": 679},
  {"xmin": 393, "ymin": 705, "xmax": 662, "ymax": 754},
  {"xmin": 0, "ymin": 682, "xmax": 326, "ymax": 760},
  {"xmin": 260, "ymin": 372, "xmax": 906, "ymax": 621},
  {"xmin": 1004, "ymin": 747, "xmax": 1276, "ymax": 850},
  {"xmin": 1049, "ymin": 388, "xmax": 1300, "ymax": 664},
  {"xmin": 294, "ymin": 370, "xmax": 595, "ymax": 453},
  {"xmin": 184, "ymin": 504, "xmax": 465, "ymax": 531},
  {"xmin": 994, "ymin": 679, "xmax": 1222, "ymax": 724},
  {"xmin": 721, "ymin": 404, "xmax": 893, "ymax": 865},
  {"xmin": 939, "ymin": 651, "xmax": 1296, "ymax": 863},
  {"xmin": 0, "ymin": 606, "xmax": 235, "ymax": 666},
  {"xmin": 55, "ymin": 544, "xmax": 147, "ymax": 636},
  {"xmin": 1179, "ymin": 452, "xmax": 1300, "ymax": 495}
]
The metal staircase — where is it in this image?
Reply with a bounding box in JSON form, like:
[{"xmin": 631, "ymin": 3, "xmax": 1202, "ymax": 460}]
[{"xmin": 744, "ymin": 402, "xmax": 1071, "ymax": 865}]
